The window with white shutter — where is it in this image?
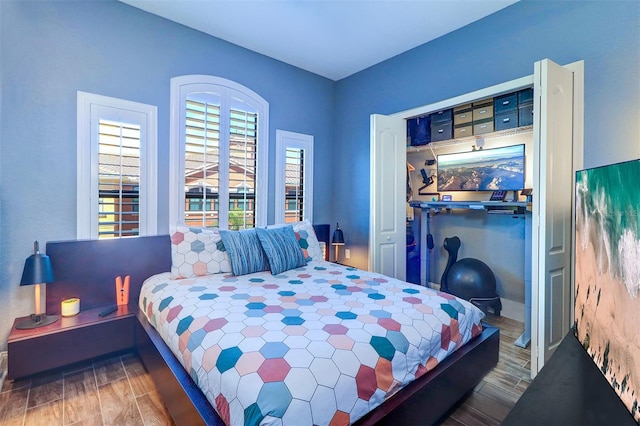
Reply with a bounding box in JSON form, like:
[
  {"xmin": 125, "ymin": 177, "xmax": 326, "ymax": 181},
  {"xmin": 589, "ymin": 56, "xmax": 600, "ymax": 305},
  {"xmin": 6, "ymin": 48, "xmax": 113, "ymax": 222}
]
[
  {"xmin": 184, "ymin": 98, "xmax": 221, "ymax": 228},
  {"xmin": 285, "ymin": 147, "xmax": 305, "ymax": 222},
  {"xmin": 97, "ymin": 119, "xmax": 141, "ymax": 237},
  {"xmin": 77, "ymin": 92, "xmax": 157, "ymax": 239},
  {"xmin": 275, "ymin": 130, "xmax": 314, "ymax": 224},
  {"xmin": 170, "ymin": 76, "xmax": 268, "ymax": 229}
]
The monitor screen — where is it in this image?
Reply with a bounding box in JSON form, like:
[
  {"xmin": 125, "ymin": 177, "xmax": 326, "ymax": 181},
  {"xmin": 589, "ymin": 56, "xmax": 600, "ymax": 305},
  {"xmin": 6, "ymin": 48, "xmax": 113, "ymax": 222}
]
[{"xmin": 437, "ymin": 144, "xmax": 525, "ymax": 191}]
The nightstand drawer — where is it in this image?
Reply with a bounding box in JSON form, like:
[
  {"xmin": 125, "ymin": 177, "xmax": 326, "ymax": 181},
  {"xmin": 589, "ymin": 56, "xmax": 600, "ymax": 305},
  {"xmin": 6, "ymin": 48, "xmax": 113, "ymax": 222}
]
[{"xmin": 8, "ymin": 306, "xmax": 135, "ymax": 379}]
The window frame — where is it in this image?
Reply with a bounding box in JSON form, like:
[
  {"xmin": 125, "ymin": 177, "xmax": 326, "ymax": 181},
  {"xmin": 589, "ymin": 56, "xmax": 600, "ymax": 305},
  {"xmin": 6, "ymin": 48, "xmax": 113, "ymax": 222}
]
[
  {"xmin": 169, "ymin": 75, "xmax": 269, "ymax": 229},
  {"xmin": 77, "ymin": 91, "xmax": 158, "ymax": 239},
  {"xmin": 275, "ymin": 130, "xmax": 314, "ymax": 224}
]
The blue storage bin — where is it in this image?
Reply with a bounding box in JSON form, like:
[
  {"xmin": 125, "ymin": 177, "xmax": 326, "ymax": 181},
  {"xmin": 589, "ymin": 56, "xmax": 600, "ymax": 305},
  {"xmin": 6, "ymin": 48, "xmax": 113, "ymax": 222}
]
[{"xmin": 407, "ymin": 115, "xmax": 431, "ymax": 146}]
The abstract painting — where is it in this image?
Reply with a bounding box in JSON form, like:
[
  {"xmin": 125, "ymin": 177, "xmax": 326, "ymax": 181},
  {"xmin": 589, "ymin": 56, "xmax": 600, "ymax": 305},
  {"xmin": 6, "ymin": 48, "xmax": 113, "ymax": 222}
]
[{"xmin": 574, "ymin": 158, "xmax": 639, "ymax": 422}]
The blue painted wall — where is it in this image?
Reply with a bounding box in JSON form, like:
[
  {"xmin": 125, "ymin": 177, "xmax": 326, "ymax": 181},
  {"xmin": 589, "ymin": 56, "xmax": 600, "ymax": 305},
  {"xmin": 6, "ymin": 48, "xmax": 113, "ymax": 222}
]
[
  {"xmin": 1, "ymin": 0, "xmax": 639, "ymax": 348},
  {"xmin": 0, "ymin": 0, "xmax": 334, "ymax": 348},
  {"xmin": 333, "ymin": 0, "xmax": 640, "ymax": 271}
]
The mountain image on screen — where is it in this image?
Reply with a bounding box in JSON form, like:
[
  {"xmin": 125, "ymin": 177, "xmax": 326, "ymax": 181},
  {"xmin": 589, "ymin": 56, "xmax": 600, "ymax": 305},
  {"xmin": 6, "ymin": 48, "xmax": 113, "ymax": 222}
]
[{"xmin": 437, "ymin": 144, "xmax": 525, "ymax": 191}]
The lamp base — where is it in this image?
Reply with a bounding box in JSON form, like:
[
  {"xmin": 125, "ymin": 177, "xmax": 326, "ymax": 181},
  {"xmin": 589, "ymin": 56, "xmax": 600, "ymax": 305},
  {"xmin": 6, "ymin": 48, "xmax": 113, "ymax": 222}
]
[{"xmin": 15, "ymin": 313, "xmax": 59, "ymax": 330}]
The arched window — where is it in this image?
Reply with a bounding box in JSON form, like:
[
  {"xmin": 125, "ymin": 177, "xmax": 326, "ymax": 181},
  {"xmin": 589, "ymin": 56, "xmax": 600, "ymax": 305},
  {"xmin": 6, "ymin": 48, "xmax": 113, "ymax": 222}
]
[{"xmin": 169, "ymin": 76, "xmax": 268, "ymax": 229}]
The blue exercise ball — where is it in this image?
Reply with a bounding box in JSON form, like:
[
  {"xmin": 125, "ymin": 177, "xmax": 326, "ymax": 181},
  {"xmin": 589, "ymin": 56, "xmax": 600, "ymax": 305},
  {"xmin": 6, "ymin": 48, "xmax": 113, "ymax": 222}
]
[{"xmin": 447, "ymin": 258, "xmax": 497, "ymax": 301}]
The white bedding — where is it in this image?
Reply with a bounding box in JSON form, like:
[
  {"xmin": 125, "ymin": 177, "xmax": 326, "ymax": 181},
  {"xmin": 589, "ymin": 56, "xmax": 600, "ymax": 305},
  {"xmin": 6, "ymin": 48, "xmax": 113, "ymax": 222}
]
[{"xmin": 139, "ymin": 260, "xmax": 485, "ymax": 425}]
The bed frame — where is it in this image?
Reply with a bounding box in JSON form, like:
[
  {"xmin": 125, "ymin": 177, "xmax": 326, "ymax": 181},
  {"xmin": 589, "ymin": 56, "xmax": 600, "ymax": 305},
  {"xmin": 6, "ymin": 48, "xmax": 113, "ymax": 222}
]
[{"xmin": 45, "ymin": 225, "xmax": 499, "ymax": 425}]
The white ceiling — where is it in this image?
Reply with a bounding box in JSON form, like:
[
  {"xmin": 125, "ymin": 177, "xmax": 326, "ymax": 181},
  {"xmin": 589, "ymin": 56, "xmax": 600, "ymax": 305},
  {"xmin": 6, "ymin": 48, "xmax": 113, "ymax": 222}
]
[{"xmin": 119, "ymin": 0, "xmax": 518, "ymax": 81}]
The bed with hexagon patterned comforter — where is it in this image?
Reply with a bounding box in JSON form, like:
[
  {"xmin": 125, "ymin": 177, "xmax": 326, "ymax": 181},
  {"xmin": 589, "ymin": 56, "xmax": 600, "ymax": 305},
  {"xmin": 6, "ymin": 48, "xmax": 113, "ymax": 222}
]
[{"xmin": 139, "ymin": 260, "xmax": 486, "ymax": 426}]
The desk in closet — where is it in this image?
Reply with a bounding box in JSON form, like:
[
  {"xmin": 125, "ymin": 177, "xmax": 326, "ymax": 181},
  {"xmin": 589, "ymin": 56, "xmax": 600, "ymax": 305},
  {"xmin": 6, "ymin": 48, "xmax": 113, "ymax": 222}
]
[{"xmin": 410, "ymin": 200, "xmax": 531, "ymax": 347}]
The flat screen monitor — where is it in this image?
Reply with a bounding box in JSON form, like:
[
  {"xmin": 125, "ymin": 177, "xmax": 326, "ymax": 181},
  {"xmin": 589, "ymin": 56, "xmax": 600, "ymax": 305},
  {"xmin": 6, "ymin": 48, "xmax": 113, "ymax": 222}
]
[{"xmin": 437, "ymin": 144, "xmax": 525, "ymax": 191}]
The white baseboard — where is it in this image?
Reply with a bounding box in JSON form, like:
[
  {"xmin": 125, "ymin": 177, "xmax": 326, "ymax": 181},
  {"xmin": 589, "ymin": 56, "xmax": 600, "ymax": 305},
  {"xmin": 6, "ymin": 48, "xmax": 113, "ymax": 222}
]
[{"xmin": 500, "ymin": 298, "xmax": 525, "ymax": 322}]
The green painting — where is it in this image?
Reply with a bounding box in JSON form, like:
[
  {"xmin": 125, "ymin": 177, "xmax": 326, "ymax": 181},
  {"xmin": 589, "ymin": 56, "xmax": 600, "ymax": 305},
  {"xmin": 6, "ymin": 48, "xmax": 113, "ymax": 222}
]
[{"xmin": 574, "ymin": 159, "xmax": 639, "ymax": 422}]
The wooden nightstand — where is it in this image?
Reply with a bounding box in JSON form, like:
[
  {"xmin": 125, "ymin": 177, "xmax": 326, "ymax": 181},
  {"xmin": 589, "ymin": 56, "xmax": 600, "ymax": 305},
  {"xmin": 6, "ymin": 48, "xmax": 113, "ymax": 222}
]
[{"xmin": 7, "ymin": 305, "xmax": 135, "ymax": 379}]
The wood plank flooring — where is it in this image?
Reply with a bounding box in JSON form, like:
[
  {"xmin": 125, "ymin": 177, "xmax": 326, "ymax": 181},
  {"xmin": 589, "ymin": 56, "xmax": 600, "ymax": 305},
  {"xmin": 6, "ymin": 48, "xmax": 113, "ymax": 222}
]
[
  {"xmin": 0, "ymin": 353, "xmax": 173, "ymax": 426},
  {"xmin": 0, "ymin": 314, "xmax": 529, "ymax": 426},
  {"xmin": 439, "ymin": 314, "xmax": 532, "ymax": 426}
]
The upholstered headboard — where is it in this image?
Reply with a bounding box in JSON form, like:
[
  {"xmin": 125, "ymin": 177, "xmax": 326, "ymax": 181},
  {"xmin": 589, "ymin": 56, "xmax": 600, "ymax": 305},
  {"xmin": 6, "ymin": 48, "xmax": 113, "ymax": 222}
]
[
  {"xmin": 45, "ymin": 224, "xmax": 331, "ymax": 314},
  {"xmin": 312, "ymin": 223, "xmax": 330, "ymax": 261}
]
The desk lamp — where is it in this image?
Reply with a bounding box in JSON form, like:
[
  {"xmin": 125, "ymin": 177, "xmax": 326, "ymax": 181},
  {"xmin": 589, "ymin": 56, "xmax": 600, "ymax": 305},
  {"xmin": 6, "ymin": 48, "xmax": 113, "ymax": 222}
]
[
  {"xmin": 16, "ymin": 241, "xmax": 58, "ymax": 329},
  {"xmin": 332, "ymin": 223, "xmax": 345, "ymax": 262}
]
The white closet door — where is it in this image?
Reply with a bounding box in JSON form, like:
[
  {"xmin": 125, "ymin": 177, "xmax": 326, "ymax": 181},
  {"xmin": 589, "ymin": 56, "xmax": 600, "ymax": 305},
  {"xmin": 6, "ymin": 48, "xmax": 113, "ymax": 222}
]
[
  {"xmin": 531, "ymin": 59, "xmax": 575, "ymax": 374},
  {"xmin": 369, "ymin": 114, "xmax": 406, "ymax": 280}
]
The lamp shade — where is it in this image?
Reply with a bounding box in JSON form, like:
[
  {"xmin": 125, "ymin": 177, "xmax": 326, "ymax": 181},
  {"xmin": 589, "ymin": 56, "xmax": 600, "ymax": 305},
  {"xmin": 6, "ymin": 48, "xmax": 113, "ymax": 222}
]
[
  {"xmin": 20, "ymin": 241, "xmax": 55, "ymax": 286},
  {"xmin": 332, "ymin": 223, "xmax": 345, "ymax": 245}
]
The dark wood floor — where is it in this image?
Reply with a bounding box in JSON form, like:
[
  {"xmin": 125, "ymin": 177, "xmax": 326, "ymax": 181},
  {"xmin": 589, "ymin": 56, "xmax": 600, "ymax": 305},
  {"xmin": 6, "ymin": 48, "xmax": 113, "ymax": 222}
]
[
  {"xmin": 0, "ymin": 314, "xmax": 529, "ymax": 426},
  {"xmin": 0, "ymin": 353, "xmax": 173, "ymax": 426},
  {"xmin": 439, "ymin": 314, "xmax": 531, "ymax": 425}
]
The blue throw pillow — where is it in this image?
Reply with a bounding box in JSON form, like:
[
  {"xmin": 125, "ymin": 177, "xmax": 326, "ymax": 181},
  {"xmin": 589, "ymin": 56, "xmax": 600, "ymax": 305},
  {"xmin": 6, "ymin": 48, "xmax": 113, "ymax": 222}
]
[
  {"xmin": 219, "ymin": 228, "xmax": 270, "ymax": 276},
  {"xmin": 256, "ymin": 226, "xmax": 307, "ymax": 275}
]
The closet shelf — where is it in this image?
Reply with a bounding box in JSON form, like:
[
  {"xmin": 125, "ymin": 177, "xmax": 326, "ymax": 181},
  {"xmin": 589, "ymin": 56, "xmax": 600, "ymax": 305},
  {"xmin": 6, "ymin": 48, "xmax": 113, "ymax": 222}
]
[{"xmin": 406, "ymin": 125, "xmax": 533, "ymax": 154}]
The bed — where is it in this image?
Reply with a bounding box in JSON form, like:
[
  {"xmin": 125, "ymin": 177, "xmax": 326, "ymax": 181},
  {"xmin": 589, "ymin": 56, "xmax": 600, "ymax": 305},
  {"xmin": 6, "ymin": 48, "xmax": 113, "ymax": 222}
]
[{"xmin": 45, "ymin": 222, "xmax": 499, "ymax": 425}]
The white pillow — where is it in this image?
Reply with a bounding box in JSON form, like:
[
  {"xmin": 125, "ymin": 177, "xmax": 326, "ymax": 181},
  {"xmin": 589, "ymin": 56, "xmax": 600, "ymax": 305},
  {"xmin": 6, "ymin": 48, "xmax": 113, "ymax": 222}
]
[{"xmin": 170, "ymin": 224, "xmax": 232, "ymax": 279}]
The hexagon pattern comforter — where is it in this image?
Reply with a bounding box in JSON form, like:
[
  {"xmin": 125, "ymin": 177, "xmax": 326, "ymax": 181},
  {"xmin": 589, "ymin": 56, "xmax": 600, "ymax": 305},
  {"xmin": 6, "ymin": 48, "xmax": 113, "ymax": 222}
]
[{"xmin": 139, "ymin": 261, "xmax": 485, "ymax": 426}]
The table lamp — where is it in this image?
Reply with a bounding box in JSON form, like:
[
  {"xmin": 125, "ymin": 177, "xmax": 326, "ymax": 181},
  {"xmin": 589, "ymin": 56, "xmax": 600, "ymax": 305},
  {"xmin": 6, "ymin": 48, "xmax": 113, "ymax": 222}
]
[
  {"xmin": 16, "ymin": 241, "xmax": 58, "ymax": 329},
  {"xmin": 332, "ymin": 223, "xmax": 345, "ymax": 262}
]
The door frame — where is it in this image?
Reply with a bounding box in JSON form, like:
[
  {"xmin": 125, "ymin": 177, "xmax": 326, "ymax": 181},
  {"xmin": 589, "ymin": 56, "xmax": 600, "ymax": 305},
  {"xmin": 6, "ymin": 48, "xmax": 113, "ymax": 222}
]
[{"xmin": 372, "ymin": 60, "xmax": 584, "ymax": 377}]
